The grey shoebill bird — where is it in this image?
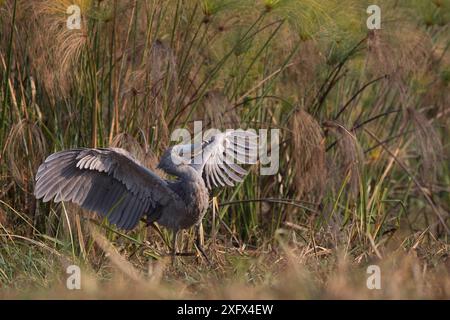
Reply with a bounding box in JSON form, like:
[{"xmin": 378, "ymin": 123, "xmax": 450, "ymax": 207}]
[{"xmin": 34, "ymin": 130, "xmax": 257, "ymax": 261}]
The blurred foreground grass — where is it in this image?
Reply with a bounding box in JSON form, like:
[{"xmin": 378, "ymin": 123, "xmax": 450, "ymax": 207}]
[{"xmin": 1, "ymin": 230, "xmax": 449, "ymax": 299}]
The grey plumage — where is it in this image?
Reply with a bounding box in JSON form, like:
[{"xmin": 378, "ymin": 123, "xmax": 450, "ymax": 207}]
[{"xmin": 34, "ymin": 131, "xmax": 257, "ymax": 235}]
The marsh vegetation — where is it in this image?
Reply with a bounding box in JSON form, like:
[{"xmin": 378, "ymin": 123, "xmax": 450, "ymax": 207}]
[{"xmin": 0, "ymin": 0, "xmax": 449, "ymax": 298}]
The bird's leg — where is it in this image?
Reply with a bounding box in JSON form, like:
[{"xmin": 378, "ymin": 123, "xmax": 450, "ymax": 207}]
[
  {"xmin": 195, "ymin": 223, "xmax": 211, "ymax": 265},
  {"xmin": 171, "ymin": 231, "xmax": 178, "ymax": 265},
  {"xmin": 148, "ymin": 221, "xmax": 169, "ymax": 245}
]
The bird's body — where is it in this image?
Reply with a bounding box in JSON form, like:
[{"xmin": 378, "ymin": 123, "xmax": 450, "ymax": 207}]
[
  {"xmin": 155, "ymin": 175, "xmax": 209, "ymax": 231},
  {"xmin": 34, "ymin": 130, "xmax": 257, "ymax": 259}
]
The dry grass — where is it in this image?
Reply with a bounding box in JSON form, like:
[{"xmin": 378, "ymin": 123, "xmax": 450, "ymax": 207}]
[
  {"xmin": 1, "ymin": 226, "xmax": 449, "ymax": 299},
  {"xmin": 291, "ymin": 109, "xmax": 326, "ymax": 200},
  {"xmin": 324, "ymin": 121, "xmax": 364, "ymax": 198}
]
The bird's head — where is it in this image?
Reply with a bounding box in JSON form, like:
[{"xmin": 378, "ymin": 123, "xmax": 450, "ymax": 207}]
[{"xmin": 157, "ymin": 144, "xmax": 193, "ymax": 172}]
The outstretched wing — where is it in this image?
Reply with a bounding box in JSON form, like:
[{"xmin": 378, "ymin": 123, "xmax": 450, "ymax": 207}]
[
  {"xmin": 34, "ymin": 148, "xmax": 183, "ymax": 230},
  {"xmin": 190, "ymin": 130, "xmax": 258, "ymax": 189}
]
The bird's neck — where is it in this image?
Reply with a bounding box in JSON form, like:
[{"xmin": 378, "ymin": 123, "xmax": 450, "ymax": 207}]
[{"xmin": 163, "ymin": 164, "xmax": 200, "ymax": 182}]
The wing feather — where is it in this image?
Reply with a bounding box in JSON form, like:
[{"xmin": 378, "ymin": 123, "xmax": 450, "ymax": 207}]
[
  {"xmin": 191, "ymin": 130, "xmax": 257, "ymax": 190},
  {"xmin": 118, "ymin": 196, "xmax": 137, "ymax": 227},
  {"xmin": 35, "ymin": 148, "xmax": 183, "ymax": 230},
  {"xmin": 219, "ymin": 163, "xmax": 244, "ymax": 183}
]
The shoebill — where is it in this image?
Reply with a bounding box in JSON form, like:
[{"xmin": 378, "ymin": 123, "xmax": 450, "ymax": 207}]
[{"xmin": 34, "ymin": 130, "xmax": 257, "ymax": 262}]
